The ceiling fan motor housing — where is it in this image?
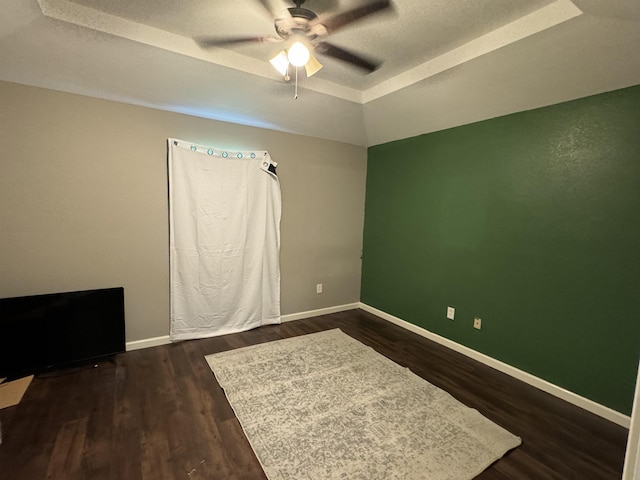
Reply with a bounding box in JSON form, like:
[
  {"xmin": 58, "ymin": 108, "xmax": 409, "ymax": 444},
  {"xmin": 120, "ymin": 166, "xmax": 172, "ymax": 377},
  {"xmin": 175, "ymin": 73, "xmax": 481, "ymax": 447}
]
[{"xmin": 275, "ymin": 6, "xmax": 325, "ymax": 40}]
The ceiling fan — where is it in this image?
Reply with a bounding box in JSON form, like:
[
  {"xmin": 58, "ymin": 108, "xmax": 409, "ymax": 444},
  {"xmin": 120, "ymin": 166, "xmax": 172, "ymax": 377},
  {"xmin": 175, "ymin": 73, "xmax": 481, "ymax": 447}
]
[{"xmin": 196, "ymin": 0, "xmax": 393, "ymax": 78}]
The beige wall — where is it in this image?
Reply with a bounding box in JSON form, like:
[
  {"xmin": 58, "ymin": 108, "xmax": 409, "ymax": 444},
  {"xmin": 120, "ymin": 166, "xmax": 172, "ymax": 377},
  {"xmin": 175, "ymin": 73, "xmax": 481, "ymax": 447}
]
[{"xmin": 0, "ymin": 81, "xmax": 367, "ymax": 342}]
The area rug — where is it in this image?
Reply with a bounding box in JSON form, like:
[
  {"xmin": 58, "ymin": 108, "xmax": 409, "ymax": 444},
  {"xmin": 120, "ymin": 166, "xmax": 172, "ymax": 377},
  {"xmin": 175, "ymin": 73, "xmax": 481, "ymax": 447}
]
[
  {"xmin": 0, "ymin": 375, "xmax": 33, "ymax": 410},
  {"xmin": 205, "ymin": 329, "xmax": 521, "ymax": 480}
]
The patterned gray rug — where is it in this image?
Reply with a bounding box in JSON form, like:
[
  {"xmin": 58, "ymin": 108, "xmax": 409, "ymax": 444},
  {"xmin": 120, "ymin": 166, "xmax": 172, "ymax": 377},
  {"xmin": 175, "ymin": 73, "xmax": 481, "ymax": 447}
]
[{"xmin": 205, "ymin": 329, "xmax": 521, "ymax": 480}]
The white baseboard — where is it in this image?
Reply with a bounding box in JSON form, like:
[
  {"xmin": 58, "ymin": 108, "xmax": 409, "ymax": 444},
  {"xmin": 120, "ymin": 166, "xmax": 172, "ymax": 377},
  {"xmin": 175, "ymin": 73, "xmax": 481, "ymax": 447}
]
[
  {"xmin": 359, "ymin": 303, "xmax": 631, "ymax": 428},
  {"xmin": 123, "ymin": 302, "xmax": 630, "ymax": 428},
  {"xmin": 125, "ymin": 303, "xmax": 359, "ymax": 351},
  {"xmin": 126, "ymin": 335, "xmax": 171, "ymax": 351},
  {"xmin": 281, "ymin": 303, "xmax": 361, "ymax": 323}
]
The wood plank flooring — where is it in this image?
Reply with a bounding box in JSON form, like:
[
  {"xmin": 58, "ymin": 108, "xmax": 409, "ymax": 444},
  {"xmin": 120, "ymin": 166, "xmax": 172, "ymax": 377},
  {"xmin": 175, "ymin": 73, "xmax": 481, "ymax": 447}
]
[{"xmin": 0, "ymin": 309, "xmax": 629, "ymax": 479}]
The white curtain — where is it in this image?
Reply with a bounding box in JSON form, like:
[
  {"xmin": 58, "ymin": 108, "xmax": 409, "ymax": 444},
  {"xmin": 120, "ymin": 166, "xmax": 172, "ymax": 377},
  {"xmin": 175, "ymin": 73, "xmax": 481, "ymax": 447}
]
[{"xmin": 168, "ymin": 138, "xmax": 281, "ymax": 341}]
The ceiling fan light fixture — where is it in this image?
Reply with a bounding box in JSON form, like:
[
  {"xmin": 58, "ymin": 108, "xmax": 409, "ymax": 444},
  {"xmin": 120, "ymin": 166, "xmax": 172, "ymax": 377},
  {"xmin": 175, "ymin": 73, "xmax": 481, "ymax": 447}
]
[
  {"xmin": 269, "ymin": 51, "xmax": 289, "ymax": 76},
  {"xmin": 287, "ymin": 41, "xmax": 310, "ymax": 67},
  {"xmin": 304, "ymin": 52, "xmax": 323, "ymax": 77}
]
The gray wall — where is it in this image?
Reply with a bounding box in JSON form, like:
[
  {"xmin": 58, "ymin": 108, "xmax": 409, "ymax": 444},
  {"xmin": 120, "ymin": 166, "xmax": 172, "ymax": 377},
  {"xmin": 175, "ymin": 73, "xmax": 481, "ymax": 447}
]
[{"xmin": 0, "ymin": 81, "xmax": 367, "ymax": 342}]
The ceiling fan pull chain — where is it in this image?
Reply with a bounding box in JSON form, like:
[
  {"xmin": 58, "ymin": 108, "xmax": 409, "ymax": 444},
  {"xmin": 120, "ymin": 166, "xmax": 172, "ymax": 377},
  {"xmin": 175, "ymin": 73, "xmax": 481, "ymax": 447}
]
[{"xmin": 294, "ymin": 66, "xmax": 299, "ymax": 100}]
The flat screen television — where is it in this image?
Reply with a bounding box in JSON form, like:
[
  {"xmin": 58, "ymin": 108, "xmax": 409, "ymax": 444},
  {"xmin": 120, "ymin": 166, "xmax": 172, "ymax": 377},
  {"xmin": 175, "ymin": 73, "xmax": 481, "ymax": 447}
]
[{"xmin": 0, "ymin": 287, "xmax": 125, "ymax": 379}]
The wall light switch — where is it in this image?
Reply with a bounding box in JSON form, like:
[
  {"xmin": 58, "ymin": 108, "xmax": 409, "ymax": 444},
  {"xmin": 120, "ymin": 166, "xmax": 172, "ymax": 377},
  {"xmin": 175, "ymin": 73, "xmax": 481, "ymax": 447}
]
[
  {"xmin": 447, "ymin": 306, "xmax": 455, "ymax": 320},
  {"xmin": 316, "ymin": 284, "xmax": 323, "ymax": 294},
  {"xmin": 474, "ymin": 317, "xmax": 482, "ymax": 330}
]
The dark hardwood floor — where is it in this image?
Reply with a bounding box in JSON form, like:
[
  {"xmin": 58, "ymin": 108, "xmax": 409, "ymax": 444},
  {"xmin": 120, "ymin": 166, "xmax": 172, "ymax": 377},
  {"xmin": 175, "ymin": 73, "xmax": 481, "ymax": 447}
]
[{"xmin": 0, "ymin": 309, "xmax": 629, "ymax": 479}]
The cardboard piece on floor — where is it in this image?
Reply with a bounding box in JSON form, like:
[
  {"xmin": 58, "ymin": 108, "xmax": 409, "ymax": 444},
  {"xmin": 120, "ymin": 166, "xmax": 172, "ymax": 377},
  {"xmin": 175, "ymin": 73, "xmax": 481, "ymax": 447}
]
[{"xmin": 0, "ymin": 375, "xmax": 34, "ymax": 410}]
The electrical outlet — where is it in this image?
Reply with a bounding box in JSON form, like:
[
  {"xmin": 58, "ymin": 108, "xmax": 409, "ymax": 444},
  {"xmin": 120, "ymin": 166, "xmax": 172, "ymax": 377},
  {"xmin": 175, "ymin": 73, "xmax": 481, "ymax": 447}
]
[
  {"xmin": 474, "ymin": 317, "xmax": 482, "ymax": 330},
  {"xmin": 447, "ymin": 306, "xmax": 455, "ymax": 320},
  {"xmin": 316, "ymin": 283, "xmax": 323, "ymax": 294}
]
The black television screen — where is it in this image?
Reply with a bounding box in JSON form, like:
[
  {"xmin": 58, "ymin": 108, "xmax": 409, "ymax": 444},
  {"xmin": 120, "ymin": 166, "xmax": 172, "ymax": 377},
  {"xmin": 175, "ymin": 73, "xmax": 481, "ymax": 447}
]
[{"xmin": 0, "ymin": 287, "xmax": 125, "ymax": 378}]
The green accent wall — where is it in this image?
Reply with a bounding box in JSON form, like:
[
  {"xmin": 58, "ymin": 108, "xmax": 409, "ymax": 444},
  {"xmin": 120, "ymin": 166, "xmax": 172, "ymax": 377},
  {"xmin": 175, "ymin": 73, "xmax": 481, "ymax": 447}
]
[{"xmin": 362, "ymin": 85, "xmax": 640, "ymax": 415}]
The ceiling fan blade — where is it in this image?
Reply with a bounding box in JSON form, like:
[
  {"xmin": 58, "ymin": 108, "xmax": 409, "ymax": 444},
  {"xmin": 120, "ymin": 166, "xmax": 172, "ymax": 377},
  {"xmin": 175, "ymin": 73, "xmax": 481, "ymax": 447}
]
[
  {"xmin": 316, "ymin": 0, "xmax": 393, "ymax": 34},
  {"xmin": 315, "ymin": 42, "xmax": 380, "ymax": 73},
  {"xmin": 196, "ymin": 35, "xmax": 282, "ymax": 48}
]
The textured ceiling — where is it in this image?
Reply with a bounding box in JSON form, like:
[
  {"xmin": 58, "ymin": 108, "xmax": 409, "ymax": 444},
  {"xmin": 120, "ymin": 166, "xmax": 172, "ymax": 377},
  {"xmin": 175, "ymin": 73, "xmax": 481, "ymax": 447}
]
[
  {"xmin": 65, "ymin": 0, "xmax": 557, "ymax": 90},
  {"xmin": 0, "ymin": 0, "xmax": 639, "ymax": 146}
]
